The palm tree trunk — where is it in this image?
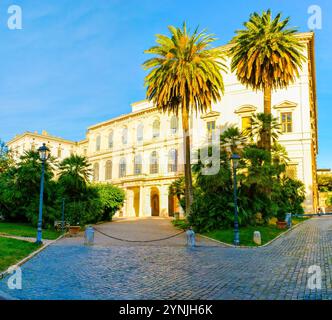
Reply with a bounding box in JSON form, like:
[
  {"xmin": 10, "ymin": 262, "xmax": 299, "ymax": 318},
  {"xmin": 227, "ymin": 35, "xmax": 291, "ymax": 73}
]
[
  {"xmin": 181, "ymin": 104, "xmax": 193, "ymax": 216},
  {"xmin": 263, "ymin": 85, "xmax": 272, "ymax": 152}
]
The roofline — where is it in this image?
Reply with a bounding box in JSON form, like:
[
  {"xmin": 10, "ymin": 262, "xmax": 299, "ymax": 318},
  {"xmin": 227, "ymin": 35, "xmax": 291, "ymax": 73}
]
[{"xmin": 7, "ymin": 131, "xmax": 78, "ymax": 146}]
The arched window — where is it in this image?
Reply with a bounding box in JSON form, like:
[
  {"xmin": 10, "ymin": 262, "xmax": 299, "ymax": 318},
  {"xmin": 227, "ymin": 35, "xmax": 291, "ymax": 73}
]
[
  {"xmin": 134, "ymin": 154, "xmax": 142, "ymax": 175},
  {"xmin": 168, "ymin": 149, "xmax": 178, "ymax": 173},
  {"xmin": 150, "ymin": 151, "xmax": 159, "ymax": 174},
  {"xmin": 152, "ymin": 119, "xmax": 160, "ymax": 138},
  {"xmin": 96, "ymin": 135, "xmax": 101, "ymax": 151},
  {"xmin": 122, "ymin": 127, "xmax": 128, "ymax": 145},
  {"xmin": 170, "ymin": 115, "xmax": 178, "ymax": 134},
  {"xmin": 108, "ymin": 131, "xmax": 113, "ymax": 149},
  {"xmin": 119, "ymin": 157, "xmax": 126, "ymax": 178},
  {"xmin": 137, "ymin": 123, "xmax": 144, "ymax": 142},
  {"xmin": 93, "ymin": 163, "xmax": 100, "ymax": 181},
  {"xmin": 105, "ymin": 160, "xmax": 112, "ymax": 180}
]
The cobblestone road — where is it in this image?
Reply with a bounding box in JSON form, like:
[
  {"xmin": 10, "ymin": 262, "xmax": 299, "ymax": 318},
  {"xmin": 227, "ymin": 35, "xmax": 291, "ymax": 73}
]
[{"xmin": 0, "ymin": 217, "xmax": 331, "ymax": 300}]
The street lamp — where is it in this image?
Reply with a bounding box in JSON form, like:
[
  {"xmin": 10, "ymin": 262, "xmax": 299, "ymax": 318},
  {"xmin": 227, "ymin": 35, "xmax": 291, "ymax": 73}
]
[
  {"xmin": 36, "ymin": 143, "xmax": 50, "ymax": 245},
  {"xmin": 231, "ymin": 153, "xmax": 240, "ymax": 246}
]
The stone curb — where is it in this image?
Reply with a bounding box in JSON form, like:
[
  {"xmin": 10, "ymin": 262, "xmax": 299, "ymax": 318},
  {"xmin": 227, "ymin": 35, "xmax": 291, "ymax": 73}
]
[
  {"xmin": 0, "ymin": 233, "xmax": 66, "ymax": 281},
  {"xmin": 199, "ymin": 218, "xmax": 310, "ymax": 249}
]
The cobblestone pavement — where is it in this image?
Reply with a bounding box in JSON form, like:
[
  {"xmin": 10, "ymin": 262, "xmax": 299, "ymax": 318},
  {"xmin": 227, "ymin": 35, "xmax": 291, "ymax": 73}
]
[{"xmin": 0, "ymin": 217, "xmax": 331, "ymax": 300}]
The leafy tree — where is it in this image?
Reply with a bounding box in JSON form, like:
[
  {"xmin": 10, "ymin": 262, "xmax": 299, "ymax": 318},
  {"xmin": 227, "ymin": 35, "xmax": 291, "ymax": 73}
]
[
  {"xmin": 0, "ymin": 151, "xmax": 58, "ymax": 227},
  {"xmin": 95, "ymin": 183, "xmax": 125, "ymax": 221},
  {"xmin": 143, "ymin": 23, "xmax": 226, "ymax": 216},
  {"xmin": 0, "ymin": 139, "xmax": 13, "ymax": 174},
  {"xmin": 230, "ymin": 9, "xmax": 305, "ymax": 151},
  {"xmin": 317, "ymin": 174, "xmax": 332, "ymax": 192}
]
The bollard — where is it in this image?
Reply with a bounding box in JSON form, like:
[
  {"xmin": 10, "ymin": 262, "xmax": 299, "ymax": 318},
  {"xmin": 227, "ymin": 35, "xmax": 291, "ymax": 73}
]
[
  {"xmin": 285, "ymin": 213, "xmax": 292, "ymax": 228},
  {"xmin": 84, "ymin": 226, "xmax": 95, "ymax": 245},
  {"xmin": 253, "ymin": 231, "xmax": 261, "ymax": 245},
  {"xmin": 186, "ymin": 227, "xmax": 196, "ymax": 247}
]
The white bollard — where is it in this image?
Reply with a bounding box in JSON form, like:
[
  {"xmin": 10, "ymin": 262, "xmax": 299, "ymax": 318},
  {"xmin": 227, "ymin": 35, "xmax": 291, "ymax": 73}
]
[{"xmin": 253, "ymin": 231, "xmax": 261, "ymax": 245}]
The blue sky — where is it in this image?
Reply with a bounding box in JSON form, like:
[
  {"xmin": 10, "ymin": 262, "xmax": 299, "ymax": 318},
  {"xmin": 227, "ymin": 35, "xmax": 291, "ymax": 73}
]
[{"xmin": 0, "ymin": 0, "xmax": 331, "ymax": 168}]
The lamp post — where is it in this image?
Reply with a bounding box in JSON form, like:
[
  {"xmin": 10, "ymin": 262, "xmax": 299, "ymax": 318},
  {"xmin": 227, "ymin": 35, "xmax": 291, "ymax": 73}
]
[
  {"xmin": 36, "ymin": 143, "xmax": 50, "ymax": 245},
  {"xmin": 231, "ymin": 153, "xmax": 240, "ymax": 246}
]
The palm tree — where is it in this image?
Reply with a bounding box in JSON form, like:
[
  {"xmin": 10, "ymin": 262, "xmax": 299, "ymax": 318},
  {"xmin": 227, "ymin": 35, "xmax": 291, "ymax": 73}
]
[
  {"xmin": 58, "ymin": 155, "xmax": 91, "ymax": 199},
  {"xmin": 245, "ymin": 113, "xmax": 281, "ymax": 149},
  {"xmin": 221, "ymin": 126, "xmax": 247, "ymax": 155},
  {"xmin": 230, "ymin": 9, "xmax": 305, "ymax": 151},
  {"xmin": 143, "ymin": 23, "xmax": 226, "ymax": 215}
]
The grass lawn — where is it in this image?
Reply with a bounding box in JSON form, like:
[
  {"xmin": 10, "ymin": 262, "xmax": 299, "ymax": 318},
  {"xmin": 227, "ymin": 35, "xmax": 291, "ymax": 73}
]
[
  {"xmin": 0, "ymin": 237, "xmax": 41, "ymax": 272},
  {"xmin": 0, "ymin": 222, "xmax": 61, "ymax": 240},
  {"xmin": 205, "ymin": 217, "xmax": 310, "ymax": 246}
]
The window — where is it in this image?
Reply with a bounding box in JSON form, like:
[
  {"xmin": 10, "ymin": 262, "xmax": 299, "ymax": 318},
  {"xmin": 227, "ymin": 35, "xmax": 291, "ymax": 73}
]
[
  {"xmin": 108, "ymin": 131, "xmax": 113, "ymax": 149},
  {"xmin": 137, "ymin": 123, "xmax": 144, "ymax": 142},
  {"xmin": 93, "ymin": 163, "xmax": 100, "ymax": 181},
  {"xmin": 286, "ymin": 164, "xmax": 298, "ymax": 180},
  {"xmin": 152, "ymin": 119, "xmax": 160, "ymax": 138},
  {"xmin": 281, "ymin": 112, "xmax": 292, "ymax": 133},
  {"xmin": 170, "ymin": 116, "xmax": 178, "ymax": 134},
  {"xmin": 168, "ymin": 149, "xmax": 178, "ymax": 173},
  {"xmin": 241, "ymin": 116, "xmax": 252, "ymax": 131},
  {"xmin": 105, "ymin": 160, "xmax": 112, "ymax": 180},
  {"xmin": 134, "ymin": 154, "xmax": 142, "ymax": 175},
  {"xmin": 122, "ymin": 127, "xmax": 128, "ymax": 145},
  {"xmin": 83, "ymin": 148, "xmax": 87, "ymax": 156},
  {"xmin": 207, "ymin": 121, "xmax": 216, "ymax": 142},
  {"xmin": 31, "ymin": 142, "xmax": 35, "ymax": 151},
  {"xmin": 150, "ymin": 151, "xmax": 159, "ymax": 174},
  {"xmin": 96, "ymin": 135, "xmax": 101, "ymax": 151},
  {"xmin": 57, "ymin": 147, "xmax": 62, "ymax": 158},
  {"xmin": 119, "ymin": 158, "xmax": 126, "ymax": 178}
]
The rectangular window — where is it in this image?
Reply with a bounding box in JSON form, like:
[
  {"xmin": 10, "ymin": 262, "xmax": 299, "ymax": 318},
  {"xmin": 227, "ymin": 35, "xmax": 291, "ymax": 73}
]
[
  {"xmin": 241, "ymin": 116, "xmax": 252, "ymax": 131},
  {"xmin": 207, "ymin": 121, "xmax": 216, "ymax": 143},
  {"xmin": 281, "ymin": 112, "xmax": 292, "ymax": 133},
  {"xmin": 57, "ymin": 148, "xmax": 62, "ymax": 158}
]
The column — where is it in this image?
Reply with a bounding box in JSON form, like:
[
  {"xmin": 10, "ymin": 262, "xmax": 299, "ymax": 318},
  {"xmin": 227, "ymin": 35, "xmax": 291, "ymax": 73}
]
[
  {"xmin": 139, "ymin": 186, "xmax": 144, "ymax": 217},
  {"xmin": 159, "ymin": 185, "xmax": 169, "ymax": 217},
  {"xmin": 143, "ymin": 187, "xmax": 151, "ymax": 217}
]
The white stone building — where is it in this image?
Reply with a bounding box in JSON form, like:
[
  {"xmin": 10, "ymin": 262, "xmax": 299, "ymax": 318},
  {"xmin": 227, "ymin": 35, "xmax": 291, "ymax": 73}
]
[{"xmin": 7, "ymin": 32, "xmax": 318, "ymax": 216}]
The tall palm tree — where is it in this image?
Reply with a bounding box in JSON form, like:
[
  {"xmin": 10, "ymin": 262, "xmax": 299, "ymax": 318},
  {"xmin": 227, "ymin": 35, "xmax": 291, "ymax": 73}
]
[
  {"xmin": 143, "ymin": 23, "xmax": 226, "ymax": 215},
  {"xmin": 230, "ymin": 9, "xmax": 305, "ymax": 152}
]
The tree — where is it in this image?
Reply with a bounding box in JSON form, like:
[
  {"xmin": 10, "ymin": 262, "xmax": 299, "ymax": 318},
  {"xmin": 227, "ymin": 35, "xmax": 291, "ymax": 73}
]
[
  {"xmin": 0, "ymin": 139, "xmax": 13, "ymax": 174},
  {"xmin": 0, "ymin": 150, "xmax": 58, "ymax": 226},
  {"xmin": 58, "ymin": 155, "xmax": 92, "ymax": 200},
  {"xmin": 95, "ymin": 183, "xmax": 125, "ymax": 221},
  {"xmin": 317, "ymin": 174, "xmax": 332, "ymax": 192},
  {"xmin": 143, "ymin": 23, "xmax": 226, "ymax": 216},
  {"xmin": 246, "ymin": 113, "xmax": 281, "ymax": 149},
  {"xmin": 220, "ymin": 126, "xmax": 247, "ymax": 155},
  {"xmin": 169, "ymin": 176, "xmax": 185, "ymax": 211},
  {"xmin": 230, "ymin": 9, "xmax": 305, "ymax": 152}
]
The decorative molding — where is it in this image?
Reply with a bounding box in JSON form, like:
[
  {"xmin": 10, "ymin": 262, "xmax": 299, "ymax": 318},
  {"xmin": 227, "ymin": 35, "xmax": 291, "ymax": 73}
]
[
  {"xmin": 200, "ymin": 110, "xmax": 221, "ymax": 120},
  {"xmin": 234, "ymin": 105, "xmax": 257, "ymax": 114},
  {"xmin": 273, "ymin": 100, "xmax": 298, "ymax": 110}
]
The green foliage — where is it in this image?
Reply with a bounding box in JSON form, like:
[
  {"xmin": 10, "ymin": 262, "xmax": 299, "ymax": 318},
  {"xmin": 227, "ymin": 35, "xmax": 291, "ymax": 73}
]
[
  {"xmin": 95, "ymin": 183, "xmax": 125, "ymax": 221},
  {"xmin": 0, "ymin": 153, "xmax": 125, "ymax": 228},
  {"xmin": 318, "ymin": 174, "xmax": 332, "ymax": 192},
  {"xmin": 230, "ymin": 9, "xmax": 305, "ymax": 91},
  {"xmin": 187, "ymin": 139, "xmax": 306, "ymax": 233}
]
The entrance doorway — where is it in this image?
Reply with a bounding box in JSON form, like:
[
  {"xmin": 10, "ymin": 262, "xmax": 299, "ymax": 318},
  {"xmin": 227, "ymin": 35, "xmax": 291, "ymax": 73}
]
[{"xmin": 150, "ymin": 187, "xmax": 160, "ymax": 216}]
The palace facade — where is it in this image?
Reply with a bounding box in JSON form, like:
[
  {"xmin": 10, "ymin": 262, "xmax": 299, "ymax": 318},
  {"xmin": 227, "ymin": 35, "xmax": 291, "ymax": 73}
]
[{"xmin": 7, "ymin": 32, "xmax": 318, "ymax": 216}]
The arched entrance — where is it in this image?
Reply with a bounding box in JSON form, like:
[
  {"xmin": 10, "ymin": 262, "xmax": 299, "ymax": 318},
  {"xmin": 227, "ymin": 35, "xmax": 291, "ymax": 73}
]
[{"xmin": 150, "ymin": 187, "xmax": 160, "ymax": 216}]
